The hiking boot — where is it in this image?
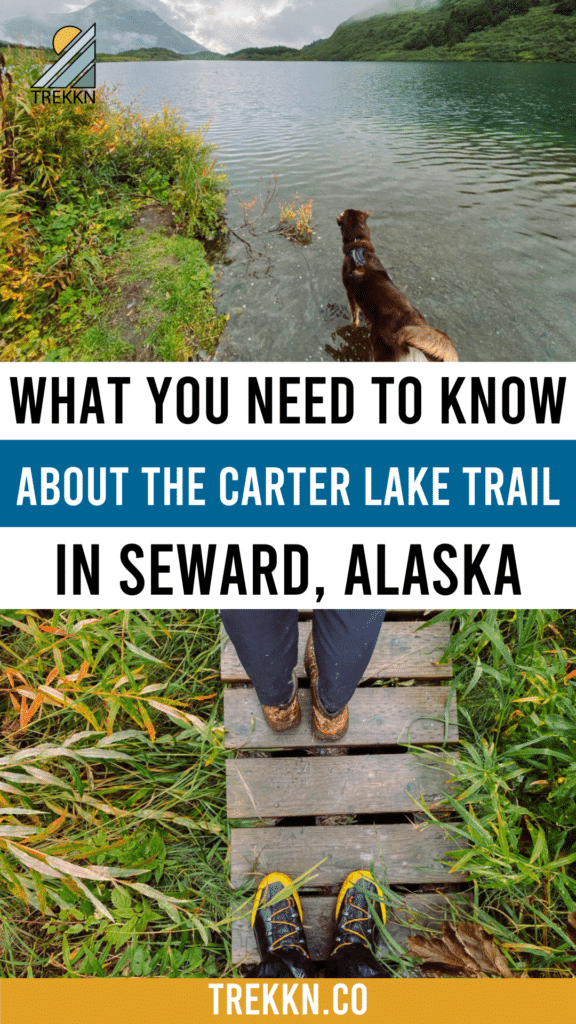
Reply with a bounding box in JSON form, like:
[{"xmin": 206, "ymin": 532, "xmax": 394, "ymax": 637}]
[
  {"xmin": 251, "ymin": 872, "xmax": 311, "ymax": 962},
  {"xmin": 304, "ymin": 632, "xmax": 348, "ymax": 741},
  {"xmin": 261, "ymin": 671, "xmax": 301, "ymax": 732},
  {"xmin": 331, "ymin": 870, "xmax": 385, "ymax": 956}
]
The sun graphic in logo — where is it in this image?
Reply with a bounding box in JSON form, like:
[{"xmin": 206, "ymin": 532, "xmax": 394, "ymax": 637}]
[{"xmin": 52, "ymin": 26, "xmax": 82, "ymax": 53}]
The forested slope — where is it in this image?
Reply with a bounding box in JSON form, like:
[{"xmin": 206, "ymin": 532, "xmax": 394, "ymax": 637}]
[{"xmin": 225, "ymin": 0, "xmax": 576, "ymax": 61}]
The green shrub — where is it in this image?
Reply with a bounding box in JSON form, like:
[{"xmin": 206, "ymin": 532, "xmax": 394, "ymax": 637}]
[{"xmin": 0, "ymin": 49, "xmax": 226, "ymax": 360}]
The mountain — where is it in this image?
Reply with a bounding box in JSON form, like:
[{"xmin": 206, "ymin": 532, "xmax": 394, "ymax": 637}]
[
  {"xmin": 2, "ymin": 0, "xmax": 209, "ymax": 54},
  {"xmin": 296, "ymin": 0, "xmax": 576, "ymax": 61}
]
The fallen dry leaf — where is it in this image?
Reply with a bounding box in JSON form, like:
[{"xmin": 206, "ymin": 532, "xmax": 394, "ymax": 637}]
[{"xmin": 408, "ymin": 920, "xmax": 514, "ymax": 978}]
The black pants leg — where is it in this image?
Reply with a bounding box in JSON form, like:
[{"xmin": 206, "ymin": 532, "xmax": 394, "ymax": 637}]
[
  {"xmin": 220, "ymin": 609, "xmax": 298, "ymax": 706},
  {"xmin": 220, "ymin": 609, "xmax": 386, "ymax": 711},
  {"xmin": 310, "ymin": 610, "xmax": 385, "ymax": 714}
]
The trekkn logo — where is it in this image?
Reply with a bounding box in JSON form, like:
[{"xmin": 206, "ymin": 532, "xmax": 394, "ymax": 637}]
[{"xmin": 31, "ymin": 23, "xmax": 96, "ymax": 104}]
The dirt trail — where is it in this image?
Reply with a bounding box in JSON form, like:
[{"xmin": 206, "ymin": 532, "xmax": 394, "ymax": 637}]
[{"xmin": 103, "ymin": 205, "xmax": 178, "ymax": 361}]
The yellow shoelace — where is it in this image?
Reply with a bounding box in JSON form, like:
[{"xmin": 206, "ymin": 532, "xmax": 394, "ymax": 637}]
[
  {"xmin": 269, "ymin": 897, "xmax": 304, "ymax": 952},
  {"xmin": 332, "ymin": 894, "xmax": 371, "ymax": 952}
]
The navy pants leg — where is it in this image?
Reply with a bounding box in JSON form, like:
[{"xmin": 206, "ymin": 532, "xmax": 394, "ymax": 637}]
[
  {"xmin": 220, "ymin": 609, "xmax": 298, "ymax": 706},
  {"xmin": 220, "ymin": 610, "xmax": 385, "ymax": 712},
  {"xmin": 311, "ymin": 610, "xmax": 385, "ymax": 714}
]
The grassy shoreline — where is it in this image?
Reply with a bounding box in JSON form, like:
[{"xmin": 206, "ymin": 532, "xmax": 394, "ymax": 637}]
[
  {"xmin": 0, "ymin": 608, "xmax": 575, "ymax": 978},
  {"xmin": 0, "ymin": 48, "xmax": 228, "ymax": 362}
]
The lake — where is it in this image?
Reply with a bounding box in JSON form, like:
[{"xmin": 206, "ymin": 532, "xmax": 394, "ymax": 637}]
[{"xmin": 101, "ymin": 61, "xmax": 576, "ymax": 362}]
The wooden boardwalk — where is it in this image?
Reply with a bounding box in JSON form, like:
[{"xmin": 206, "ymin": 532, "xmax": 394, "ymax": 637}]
[{"xmin": 222, "ymin": 613, "xmax": 463, "ymax": 965}]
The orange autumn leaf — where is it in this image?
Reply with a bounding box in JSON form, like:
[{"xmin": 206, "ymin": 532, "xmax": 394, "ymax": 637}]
[
  {"xmin": 63, "ymin": 661, "xmax": 90, "ymax": 684},
  {"xmin": 138, "ymin": 701, "xmax": 156, "ymax": 743},
  {"xmin": 19, "ymin": 690, "xmax": 44, "ymax": 730},
  {"xmin": 23, "ymin": 810, "xmax": 67, "ymax": 845},
  {"xmin": 19, "ymin": 694, "xmax": 27, "ymax": 731},
  {"xmin": 3, "ymin": 667, "xmax": 28, "ymax": 687}
]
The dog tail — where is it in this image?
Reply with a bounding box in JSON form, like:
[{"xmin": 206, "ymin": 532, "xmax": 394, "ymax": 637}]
[{"xmin": 396, "ymin": 325, "xmax": 459, "ymax": 362}]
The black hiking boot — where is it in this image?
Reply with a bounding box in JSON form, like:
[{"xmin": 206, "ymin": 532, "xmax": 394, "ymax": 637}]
[
  {"xmin": 251, "ymin": 873, "xmax": 311, "ymax": 968},
  {"xmin": 331, "ymin": 870, "xmax": 385, "ymax": 956}
]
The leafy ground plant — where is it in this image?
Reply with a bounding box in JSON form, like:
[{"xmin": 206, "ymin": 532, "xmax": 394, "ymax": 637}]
[
  {"xmin": 278, "ymin": 198, "xmax": 314, "ymax": 244},
  {"xmin": 73, "ymin": 226, "xmax": 228, "ymax": 362},
  {"xmin": 0, "ymin": 48, "xmax": 226, "ymax": 361}
]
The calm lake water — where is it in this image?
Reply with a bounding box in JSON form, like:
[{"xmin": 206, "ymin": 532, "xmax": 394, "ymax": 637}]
[{"xmin": 101, "ymin": 61, "xmax": 576, "ymax": 361}]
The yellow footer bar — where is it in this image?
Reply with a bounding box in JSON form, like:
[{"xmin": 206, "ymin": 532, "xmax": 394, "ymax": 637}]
[{"xmin": 1, "ymin": 978, "xmax": 574, "ymax": 1024}]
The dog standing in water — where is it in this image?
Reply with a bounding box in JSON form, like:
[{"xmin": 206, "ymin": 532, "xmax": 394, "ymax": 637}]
[{"xmin": 337, "ymin": 209, "xmax": 458, "ymax": 362}]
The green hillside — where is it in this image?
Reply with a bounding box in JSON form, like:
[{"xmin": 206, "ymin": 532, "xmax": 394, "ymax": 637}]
[
  {"xmin": 223, "ymin": 45, "xmax": 300, "ymax": 60},
  {"xmin": 219, "ymin": 0, "xmax": 576, "ymax": 61},
  {"xmin": 0, "ymin": 43, "xmax": 221, "ymax": 62},
  {"xmin": 95, "ymin": 47, "xmax": 220, "ymax": 60},
  {"xmin": 296, "ymin": 0, "xmax": 576, "ymax": 60}
]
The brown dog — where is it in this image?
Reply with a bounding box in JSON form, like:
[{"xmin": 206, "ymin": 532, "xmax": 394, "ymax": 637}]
[{"xmin": 337, "ymin": 209, "xmax": 458, "ymax": 362}]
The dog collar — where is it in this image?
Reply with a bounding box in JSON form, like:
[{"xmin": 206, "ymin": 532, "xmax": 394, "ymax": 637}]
[{"xmin": 350, "ymin": 247, "xmax": 366, "ymax": 267}]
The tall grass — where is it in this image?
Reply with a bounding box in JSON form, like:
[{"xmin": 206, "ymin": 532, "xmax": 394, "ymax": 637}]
[
  {"xmin": 0, "ymin": 48, "xmax": 226, "ymax": 361},
  {"xmin": 419, "ymin": 609, "xmax": 576, "ymax": 976},
  {"xmin": 0, "ymin": 609, "xmax": 244, "ymax": 978}
]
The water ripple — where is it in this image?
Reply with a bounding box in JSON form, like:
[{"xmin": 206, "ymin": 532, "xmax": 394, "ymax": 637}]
[{"xmin": 101, "ymin": 60, "xmax": 576, "ymax": 361}]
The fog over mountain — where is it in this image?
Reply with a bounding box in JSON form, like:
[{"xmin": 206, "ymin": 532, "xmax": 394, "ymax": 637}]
[
  {"xmin": 0, "ymin": 0, "xmax": 208, "ymax": 53},
  {"xmin": 0, "ymin": 0, "xmax": 404, "ymax": 54}
]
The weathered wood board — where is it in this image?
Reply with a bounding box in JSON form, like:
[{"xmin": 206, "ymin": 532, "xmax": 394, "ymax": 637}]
[
  {"xmin": 299, "ymin": 610, "xmax": 440, "ymax": 620},
  {"xmin": 221, "ymin": 621, "xmax": 452, "ymax": 683},
  {"xmin": 224, "ymin": 686, "xmax": 458, "ymax": 749},
  {"xmin": 224, "ymin": 612, "xmax": 463, "ymax": 968},
  {"xmin": 226, "ymin": 753, "xmax": 453, "ymax": 819},
  {"xmin": 230, "ymin": 822, "xmax": 467, "ymax": 889}
]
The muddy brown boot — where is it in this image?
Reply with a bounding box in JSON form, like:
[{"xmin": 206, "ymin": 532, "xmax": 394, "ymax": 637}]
[
  {"xmin": 304, "ymin": 632, "xmax": 349, "ymax": 741},
  {"xmin": 261, "ymin": 671, "xmax": 301, "ymax": 733}
]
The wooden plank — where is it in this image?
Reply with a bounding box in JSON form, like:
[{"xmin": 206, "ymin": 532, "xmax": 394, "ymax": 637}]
[
  {"xmin": 231, "ymin": 892, "xmax": 452, "ymax": 964},
  {"xmin": 380, "ymin": 610, "xmax": 440, "ymax": 620},
  {"xmin": 299, "ymin": 610, "xmax": 439, "ymax": 620},
  {"xmin": 221, "ymin": 621, "xmax": 451, "ymax": 683},
  {"xmin": 230, "ymin": 822, "xmax": 467, "ymax": 888},
  {"xmin": 226, "ymin": 754, "xmax": 452, "ymax": 819},
  {"xmin": 224, "ymin": 687, "xmax": 458, "ymax": 749}
]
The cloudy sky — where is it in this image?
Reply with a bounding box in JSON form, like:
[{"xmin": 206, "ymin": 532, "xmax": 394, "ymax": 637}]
[{"xmin": 0, "ymin": 0, "xmax": 383, "ymax": 53}]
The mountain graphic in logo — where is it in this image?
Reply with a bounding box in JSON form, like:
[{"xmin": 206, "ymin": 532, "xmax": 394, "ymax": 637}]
[{"xmin": 32, "ymin": 23, "xmax": 96, "ymax": 90}]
